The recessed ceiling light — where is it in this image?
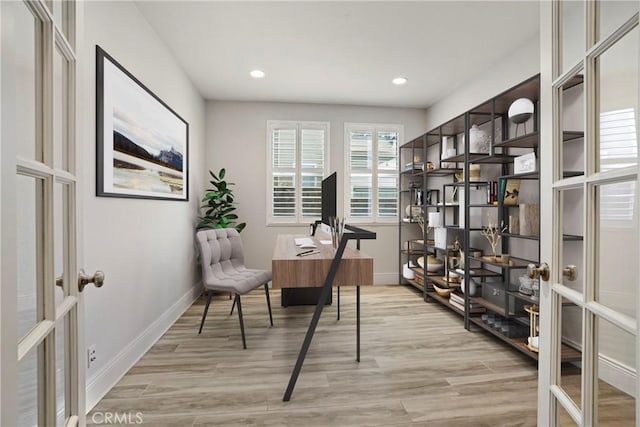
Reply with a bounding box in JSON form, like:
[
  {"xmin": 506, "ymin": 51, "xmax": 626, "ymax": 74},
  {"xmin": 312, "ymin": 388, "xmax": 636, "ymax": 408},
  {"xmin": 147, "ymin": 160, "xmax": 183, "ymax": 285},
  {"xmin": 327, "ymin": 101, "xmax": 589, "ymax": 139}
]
[
  {"xmin": 250, "ymin": 69, "xmax": 265, "ymax": 79},
  {"xmin": 392, "ymin": 77, "xmax": 408, "ymax": 85}
]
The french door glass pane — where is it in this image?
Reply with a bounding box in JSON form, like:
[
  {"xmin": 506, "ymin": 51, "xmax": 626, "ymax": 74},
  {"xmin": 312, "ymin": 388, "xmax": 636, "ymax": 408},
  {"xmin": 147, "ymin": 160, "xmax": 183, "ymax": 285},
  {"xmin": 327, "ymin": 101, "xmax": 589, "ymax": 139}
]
[
  {"xmin": 597, "ymin": 27, "xmax": 638, "ymax": 172},
  {"xmin": 350, "ymin": 131, "xmax": 372, "ymax": 169},
  {"xmin": 561, "ymin": 0, "xmax": 585, "ymax": 74},
  {"xmin": 18, "ymin": 346, "xmax": 39, "ymax": 427},
  {"xmin": 272, "ymin": 129, "xmax": 296, "ymax": 169},
  {"xmin": 54, "ymin": 47, "xmax": 69, "ymax": 171},
  {"xmin": 596, "ymin": 180, "xmax": 637, "ymax": 319},
  {"xmin": 17, "ymin": 174, "xmax": 43, "ymax": 340},
  {"xmin": 560, "ymin": 304, "xmax": 583, "ymax": 409},
  {"xmin": 559, "ymin": 77, "xmax": 585, "ymax": 179},
  {"xmin": 349, "ymin": 173, "xmax": 372, "ymax": 217},
  {"xmin": 301, "ymin": 129, "xmax": 324, "ymax": 170},
  {"xmin": 56, "ymin": 318, "xmax": 67, "ymax": 427},
  {"xmin": 558, "ymin": 401, "xmax": 578, "ymax": 426},
  {"xmin": 597, "ymin": 317, "xmax": 636, "ymax": 426},
  {"xmin": 561, "ymin": 188, "xmax": 584, "ymax": 296},
  {"xmin": 377, "ymin": 131, "xmax": 397, "ymax": 171},
  {"xmin": 598, "ymin": 1, "xmax": 639, "ymax": 42},
  {"xmin": 3, "ymin": 1, "xmax": 41, "ymax": 162}
]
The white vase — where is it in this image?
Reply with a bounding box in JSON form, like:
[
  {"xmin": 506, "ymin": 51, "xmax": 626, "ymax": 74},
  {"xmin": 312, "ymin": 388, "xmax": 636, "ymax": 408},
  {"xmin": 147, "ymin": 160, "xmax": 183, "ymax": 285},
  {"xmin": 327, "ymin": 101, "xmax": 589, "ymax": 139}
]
[
  {"xmin": 461, "ymin": 278, "xmax": 479, "ymax": 296},
  {"xmin": 469, "ymin": 124, "xmax": 490, "ymax": 153}
]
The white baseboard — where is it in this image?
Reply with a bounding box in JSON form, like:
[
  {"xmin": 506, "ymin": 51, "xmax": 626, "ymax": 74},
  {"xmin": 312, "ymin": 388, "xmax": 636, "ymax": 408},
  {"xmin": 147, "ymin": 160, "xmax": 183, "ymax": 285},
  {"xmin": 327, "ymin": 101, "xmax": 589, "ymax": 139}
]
[
  {"xmin": 85, "ymin": 283, "xmax": 202, "ymax": 412},
  {"xmin": 564, "ymin": 337, "xmax": 636, "ymax": 398},
  {"xmin": 374, "ymin": 272, "xmax": 400, "ymax": 285},
  {"xmin": 599, "ymin": 353, "xmax": 636, "ymax": 398}
]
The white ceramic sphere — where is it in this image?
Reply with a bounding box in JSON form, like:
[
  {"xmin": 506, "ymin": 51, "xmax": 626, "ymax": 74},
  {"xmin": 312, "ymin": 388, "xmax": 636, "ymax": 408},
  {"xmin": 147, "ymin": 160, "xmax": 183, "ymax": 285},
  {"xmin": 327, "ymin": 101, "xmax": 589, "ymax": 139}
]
[{"xmin": 508, "ymin": 98, "xmax": 534, "ymax": 124}]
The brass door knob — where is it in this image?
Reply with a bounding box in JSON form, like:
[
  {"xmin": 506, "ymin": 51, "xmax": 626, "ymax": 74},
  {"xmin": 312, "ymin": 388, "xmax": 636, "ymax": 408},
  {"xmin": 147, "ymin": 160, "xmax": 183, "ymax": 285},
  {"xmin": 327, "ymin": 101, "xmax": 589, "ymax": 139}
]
[
  {"xmin": 563, "ymin": 265, "xmax": 577, "ymax": 281},
  {"xmin": 527, "ymin": 262, "xmax": 550, "ymax": 281},
  {"xmin": 78, "ymin": 269, "xmax": 105, "ymax": 292}
]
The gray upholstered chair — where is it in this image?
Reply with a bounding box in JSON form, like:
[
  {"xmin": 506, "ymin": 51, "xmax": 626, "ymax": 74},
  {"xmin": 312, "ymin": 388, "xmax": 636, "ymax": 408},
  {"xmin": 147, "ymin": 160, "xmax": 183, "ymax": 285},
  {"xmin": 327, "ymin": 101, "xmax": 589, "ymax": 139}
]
[{"xmin": 196, "ymin": 228, "xmax": 273, "ymax": 348}]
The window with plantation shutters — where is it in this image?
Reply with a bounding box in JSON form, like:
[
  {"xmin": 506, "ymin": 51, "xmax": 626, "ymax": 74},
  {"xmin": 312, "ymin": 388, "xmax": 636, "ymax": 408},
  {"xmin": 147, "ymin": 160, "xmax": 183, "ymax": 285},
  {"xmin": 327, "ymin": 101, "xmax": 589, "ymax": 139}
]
[
  {"xmin": 344, "ymin": 123, "xmax": 402, "ymax": 223},
  {"xmin": 267, "ymin": 121, "xmax": 329, "ymax": 224},
  {"xmin": 599, "ymin": 108, "xmax": 637, "ymax": 223}
]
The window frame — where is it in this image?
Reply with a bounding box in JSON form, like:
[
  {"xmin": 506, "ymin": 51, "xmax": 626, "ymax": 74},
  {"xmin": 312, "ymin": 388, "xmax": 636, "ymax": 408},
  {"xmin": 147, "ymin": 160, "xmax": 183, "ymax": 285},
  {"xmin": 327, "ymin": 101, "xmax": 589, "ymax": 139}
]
[
  {"xmin": 343, "ymin": 122, "xmax": 403, "ymax": 224},
  {"xmin": 266, "ymin": 120, "xmax": 330, "ymax": 225}
]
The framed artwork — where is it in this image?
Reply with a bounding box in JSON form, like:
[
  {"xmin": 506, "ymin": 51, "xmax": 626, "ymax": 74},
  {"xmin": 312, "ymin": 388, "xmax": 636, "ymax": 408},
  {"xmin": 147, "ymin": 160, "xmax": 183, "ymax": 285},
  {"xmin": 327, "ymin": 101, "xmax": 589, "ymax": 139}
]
[{"xmin": 96, "ymin": 45, "xmax": 189, "ymax": 200}]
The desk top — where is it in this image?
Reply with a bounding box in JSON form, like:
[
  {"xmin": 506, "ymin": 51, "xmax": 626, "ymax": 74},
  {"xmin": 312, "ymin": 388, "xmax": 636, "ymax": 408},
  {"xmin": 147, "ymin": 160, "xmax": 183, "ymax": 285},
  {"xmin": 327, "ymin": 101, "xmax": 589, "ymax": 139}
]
[{"xmin": 271, "ymin": 234, "xmax": 373, "ymax": 289}]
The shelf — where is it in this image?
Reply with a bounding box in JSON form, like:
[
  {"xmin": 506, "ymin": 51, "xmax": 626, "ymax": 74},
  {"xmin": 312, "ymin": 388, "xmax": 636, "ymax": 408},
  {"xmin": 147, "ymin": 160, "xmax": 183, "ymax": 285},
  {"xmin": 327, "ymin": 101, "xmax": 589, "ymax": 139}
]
[
  {"xmin": 452, "ymin": 268, "xmax": 503, "ymax": 278},
  {"xmin": 426, "ymin": 168, "xmax": 463, "ymax": 176},
  {"xmin": 493, "ymin": 132, "xmax": 540, "ymax": 149},
  {"xmin": 401, "ymin": 249, "xmax": 424, "ymax": 255},
  {"xmin": 427, "ymin": 275, "xmax": 463, "ymax": 288},
  {"xmin": 426, "ymin": 290, "xmax": 465, "ymax": 316},
  {"xmin": 498, "ymin": 170, "xmax": 583, "ymax": 180},
  {"xmin": 469, "ymin": 203, "xmax": 499, "ymax": 208},
  {"xmin": 507, "ymin": 291, "xmax": 540, "ymax": 305},
  {"xmin": 444, "ymin": 181, "xmax": 491, "ymax": 187},
  {"xmin": 470, "ymin": 297, "xmax": 508, "ymax": 317},
  {"xmin": 441, "ymin": 154, "xmax": 516, "ymax": 164},
  {"xmin": 501, "ymin": 232, "xmax": 583, "ymax": 241},
  {"xmin": 470, "ymin": 255, "xmax": 533, "ymax": 269},
  {"xmin": 562, "ymin": 130, "xmax": 584, "ymax": 142},
  {"xmin": 444, "ymin": 226, "xmax": 484, "ymax": 231},
  {"xmin": 469, "ymin": 317, "xmax": 581, "ymax": 362}
]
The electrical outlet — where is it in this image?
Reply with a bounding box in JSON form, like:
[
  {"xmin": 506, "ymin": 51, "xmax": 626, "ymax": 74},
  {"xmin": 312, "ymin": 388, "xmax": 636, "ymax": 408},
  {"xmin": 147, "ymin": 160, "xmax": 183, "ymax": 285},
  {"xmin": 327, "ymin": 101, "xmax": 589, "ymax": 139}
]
[{"xmin": 87, "ymin": 345, "xmax": 97, "ymax": 368}]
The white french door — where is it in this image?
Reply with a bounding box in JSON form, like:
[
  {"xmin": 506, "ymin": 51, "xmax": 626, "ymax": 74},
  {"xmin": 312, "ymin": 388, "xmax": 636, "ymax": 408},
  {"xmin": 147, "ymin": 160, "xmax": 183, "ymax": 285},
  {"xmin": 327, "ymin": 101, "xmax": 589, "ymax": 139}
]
[
  {"xmin": 539, "ymin": 1, "xmax": 639, "ymax": 425},
  {"xmin": 1, "ymin": 1, "xmax": 90, "ymax": 426}
]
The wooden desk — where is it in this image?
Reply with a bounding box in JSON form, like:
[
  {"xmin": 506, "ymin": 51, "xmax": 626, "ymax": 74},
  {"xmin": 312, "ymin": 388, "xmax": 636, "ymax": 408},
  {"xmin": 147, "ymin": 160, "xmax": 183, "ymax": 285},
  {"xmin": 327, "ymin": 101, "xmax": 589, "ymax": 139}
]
[
  {"xmin": 272, "ymin": 231, "xmax": 376, "ymax": 401},
  {"xmin": 271, "ymin": 234, "xmax": 373, "ymax": 288}
]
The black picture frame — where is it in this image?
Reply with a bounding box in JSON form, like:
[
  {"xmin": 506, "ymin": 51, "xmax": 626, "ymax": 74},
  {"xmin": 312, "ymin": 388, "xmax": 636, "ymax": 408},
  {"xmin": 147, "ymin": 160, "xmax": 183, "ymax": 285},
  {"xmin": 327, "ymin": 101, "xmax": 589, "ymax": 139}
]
[{"xmin": 96, "ymin": 45, "xmax": 189, "ymax": 201}]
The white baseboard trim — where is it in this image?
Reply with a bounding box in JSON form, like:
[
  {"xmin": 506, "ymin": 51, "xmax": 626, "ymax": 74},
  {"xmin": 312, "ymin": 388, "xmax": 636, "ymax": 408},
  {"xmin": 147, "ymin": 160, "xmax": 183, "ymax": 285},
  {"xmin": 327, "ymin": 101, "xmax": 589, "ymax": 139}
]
[
  {"xmin": 599, "ymin": 353, "xmax": 636, "ymax": 398},
  {"xmin": 564, "ymin": 337, "xmax": 635, "ymax": 398},
  {"xmin": 85, "ymin": 283, "xmax": 202, "ymax": 412},
  {"xmin": 374, "ymin": 272, "xmax": 400, "ymax": 285}
]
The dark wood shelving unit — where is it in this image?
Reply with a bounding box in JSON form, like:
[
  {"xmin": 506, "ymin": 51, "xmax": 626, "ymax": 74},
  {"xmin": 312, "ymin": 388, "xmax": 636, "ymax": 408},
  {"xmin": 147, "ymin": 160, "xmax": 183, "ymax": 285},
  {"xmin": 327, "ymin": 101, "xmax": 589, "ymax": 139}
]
[{"xmin": 399, "ymin": 73, "xmax": 583, "ymax": 364}]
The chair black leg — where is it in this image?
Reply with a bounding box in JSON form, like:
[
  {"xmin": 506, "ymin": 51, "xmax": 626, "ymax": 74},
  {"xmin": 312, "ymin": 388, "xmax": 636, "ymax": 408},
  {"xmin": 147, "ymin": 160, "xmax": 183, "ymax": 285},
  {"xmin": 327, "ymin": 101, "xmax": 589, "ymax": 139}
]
[
  {"xmin": 199, "ymin": 290, "xmax": 213, "ymax": 334},
  {"xmin": 229, "ymin": 296, "xmax": 237, "ymax": 316},
  {"xmin": 236, "ymin": 294, "xmax": 247, "ymax": 349},
  {"xmin": 265, "ymin": 283, "xmax": 273, "ymax": 326}
]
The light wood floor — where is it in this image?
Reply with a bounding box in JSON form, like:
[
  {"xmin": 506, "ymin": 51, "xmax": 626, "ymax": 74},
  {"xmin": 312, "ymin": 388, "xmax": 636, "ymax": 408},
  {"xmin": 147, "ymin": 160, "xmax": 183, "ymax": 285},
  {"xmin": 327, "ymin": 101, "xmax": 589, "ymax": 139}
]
[{"xmin": 88, "ymin": 285, "xmax": 632, "ymax": 426}]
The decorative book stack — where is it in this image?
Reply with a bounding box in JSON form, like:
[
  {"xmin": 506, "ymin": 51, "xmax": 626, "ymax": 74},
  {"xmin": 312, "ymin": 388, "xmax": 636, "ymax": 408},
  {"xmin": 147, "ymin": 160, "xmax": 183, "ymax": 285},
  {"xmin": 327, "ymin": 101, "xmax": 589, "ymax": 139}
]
[{"xmin": 449, "ymin": 292, "xmax": 486, "ymax": 313}]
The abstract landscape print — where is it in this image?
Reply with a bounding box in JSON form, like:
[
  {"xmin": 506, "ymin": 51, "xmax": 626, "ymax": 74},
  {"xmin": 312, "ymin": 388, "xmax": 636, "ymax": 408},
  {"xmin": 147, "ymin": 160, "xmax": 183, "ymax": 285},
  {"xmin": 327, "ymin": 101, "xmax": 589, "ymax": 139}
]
[{"xmin": 96, "ymin": 46, "xmax": 188, "ymax": 200}]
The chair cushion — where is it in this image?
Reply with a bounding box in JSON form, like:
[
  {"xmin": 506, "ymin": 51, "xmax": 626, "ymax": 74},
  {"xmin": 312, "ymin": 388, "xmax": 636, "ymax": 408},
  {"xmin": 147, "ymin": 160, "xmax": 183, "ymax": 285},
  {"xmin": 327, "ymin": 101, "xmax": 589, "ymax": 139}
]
[{"xmin": 196, "ymin": 228, "xmax": 272, "ymax": 294}]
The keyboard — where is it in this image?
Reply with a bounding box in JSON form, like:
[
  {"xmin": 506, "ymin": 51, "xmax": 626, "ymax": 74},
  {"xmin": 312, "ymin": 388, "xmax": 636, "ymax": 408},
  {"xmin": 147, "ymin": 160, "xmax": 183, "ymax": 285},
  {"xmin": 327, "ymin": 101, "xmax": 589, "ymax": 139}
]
[{"xmin": 294, "ymin": 238, "xmax": 316, "ymax": 248}]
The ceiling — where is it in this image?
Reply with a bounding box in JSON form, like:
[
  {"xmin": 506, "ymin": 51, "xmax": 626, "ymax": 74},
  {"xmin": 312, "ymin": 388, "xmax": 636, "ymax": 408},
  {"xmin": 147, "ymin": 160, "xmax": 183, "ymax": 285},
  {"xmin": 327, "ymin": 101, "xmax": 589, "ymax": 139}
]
[{"xmin": 135, "ymin": 1, "xmax": 540, "ymax": 109}]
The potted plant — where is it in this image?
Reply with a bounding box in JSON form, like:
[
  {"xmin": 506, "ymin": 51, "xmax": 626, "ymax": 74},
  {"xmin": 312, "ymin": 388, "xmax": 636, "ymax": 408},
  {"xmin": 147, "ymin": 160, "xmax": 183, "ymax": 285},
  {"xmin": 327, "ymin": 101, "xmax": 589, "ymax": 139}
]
[{"xmin": 197, "ymin": 168, "xmax": 246, "ymax": 232}]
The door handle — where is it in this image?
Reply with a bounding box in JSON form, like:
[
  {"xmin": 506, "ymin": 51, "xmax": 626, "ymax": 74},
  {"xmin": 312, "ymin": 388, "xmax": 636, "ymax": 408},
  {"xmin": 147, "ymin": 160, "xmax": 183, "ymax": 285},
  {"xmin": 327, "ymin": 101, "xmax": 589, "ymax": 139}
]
[
  {"xmin": 527, "ymin": 262, "xmax": 550, "ymax": 282},
  {"xmin": 563, "ymin": 265, "xmax": 577, "ymax": 281},
  {"xmin": 78, "ymin": 269, "xmax": 105, "ymax": 292}
]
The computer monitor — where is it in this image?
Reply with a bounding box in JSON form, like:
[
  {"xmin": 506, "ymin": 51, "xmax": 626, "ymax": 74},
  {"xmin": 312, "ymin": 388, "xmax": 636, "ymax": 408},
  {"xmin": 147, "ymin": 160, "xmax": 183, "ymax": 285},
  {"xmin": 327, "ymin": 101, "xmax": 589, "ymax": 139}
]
[{"xmin": 321, "ymin": 172, "xmax": 337, "ymax": 225}]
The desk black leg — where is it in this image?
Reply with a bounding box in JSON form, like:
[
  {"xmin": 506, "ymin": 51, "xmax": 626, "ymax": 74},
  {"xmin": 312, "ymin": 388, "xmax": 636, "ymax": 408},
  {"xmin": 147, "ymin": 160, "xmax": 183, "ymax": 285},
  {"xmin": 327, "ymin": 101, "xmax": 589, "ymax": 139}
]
[
  {"xmin": 283, "ymin": 280, "xmax": 333, "ymax": 402},
  {"xmin": 356, "ymin": 286, "xmax": 360, "ymax": 362},
  {"xmin": 337, "ymin": 287, "xmax": 340, "ymax": 320}
]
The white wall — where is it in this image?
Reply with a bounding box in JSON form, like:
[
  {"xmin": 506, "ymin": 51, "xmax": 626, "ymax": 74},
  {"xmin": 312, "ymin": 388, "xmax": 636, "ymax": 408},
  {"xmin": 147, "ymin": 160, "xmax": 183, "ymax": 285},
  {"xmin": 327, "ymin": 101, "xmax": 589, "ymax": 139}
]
[
  {"xmin": 424, "ymin": 34, "xmax": 540, "ymax": 131},
  {"xmin": 80, "ymin": 1, "xmax": 206, "ymax": 410},
  {"xmin": 206, "ymin": 101, "xmax": 426, "ymax": 284}
]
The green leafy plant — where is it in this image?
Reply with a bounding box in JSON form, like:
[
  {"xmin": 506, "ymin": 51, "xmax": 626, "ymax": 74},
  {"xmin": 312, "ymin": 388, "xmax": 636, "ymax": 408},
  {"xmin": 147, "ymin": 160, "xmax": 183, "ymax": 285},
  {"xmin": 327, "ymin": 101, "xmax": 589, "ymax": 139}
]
[{"xmin": 197, "ymin": 168, "xmax": 246, "ymax": 232}]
